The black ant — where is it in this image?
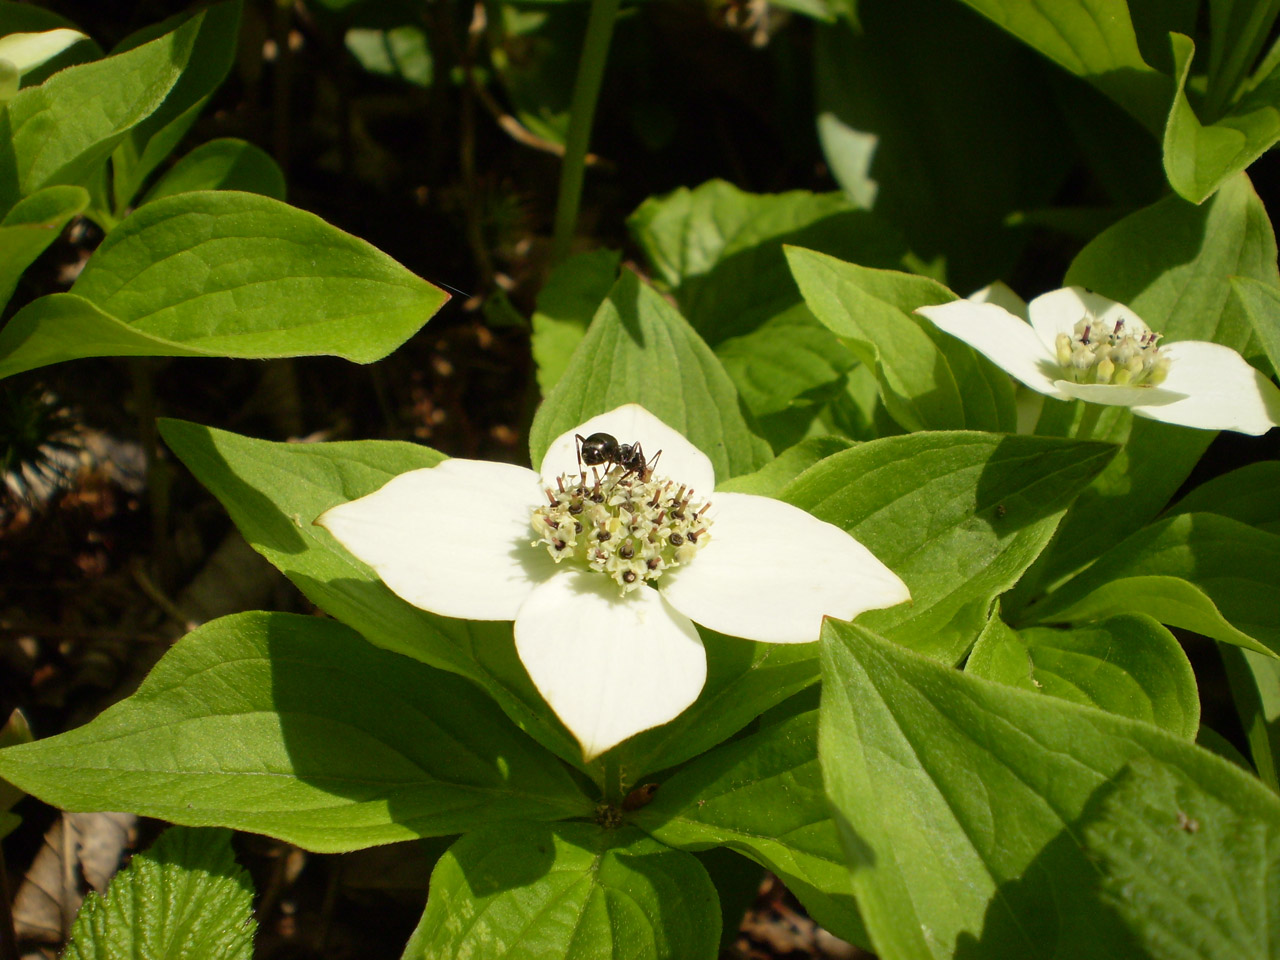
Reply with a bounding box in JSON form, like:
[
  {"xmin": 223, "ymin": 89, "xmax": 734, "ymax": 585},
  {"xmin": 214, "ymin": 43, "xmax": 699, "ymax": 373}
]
[{"xmin": 575, "ymin": 432, "xmax": 661, "ymax": 481}]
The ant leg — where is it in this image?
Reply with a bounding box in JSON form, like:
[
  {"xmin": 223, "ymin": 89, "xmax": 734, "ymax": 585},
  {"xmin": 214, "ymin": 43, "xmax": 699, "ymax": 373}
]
[
  {"xmin": 645, "ymin": 447, "xmax": 662, "ymax": 480},
  {"xmin": 575, "ymin": 434, "xmax": 588, "ymax": 483}
]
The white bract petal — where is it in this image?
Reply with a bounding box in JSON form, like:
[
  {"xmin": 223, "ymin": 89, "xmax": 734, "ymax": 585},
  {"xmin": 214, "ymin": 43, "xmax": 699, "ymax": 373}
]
[
  {"xmin": 540, "ymin": 403, "xmax": 716, "ymax": 494},
  {"xmin": 921, "ymin": 284, "xmax": 1279, "ymax": 436},
  {"xmin": 1130, "ymin": 340, "xmax": 1280, "ymax": 435},
  {"xmin": 514, "ymin": 570, "xmax": 706, "ymax": 760},
  {"xmin": 317, "ymin": 459, "xmax": 553, "ymax": 620},
  {"xmin": 967, "ymin": 281, "xmax": 1028, "ymax": 318},
  {"xmin": 1054, "ymin": 381, "xmax": 1186, "ymax": 408},
  {"xmin": 319, "ymin": 403, "xmax": 911, "ymax": 759},
  {"xmin": 659, "ymin": 493, "xmax": 911, "ymax": 643},
  {"xmin": 915, "ymin": 298, "xmax": 1063, "ymax": 396},
  {"xmin": 1026, "ymin": 286, "xmax": 1146, "ymax": 345}
]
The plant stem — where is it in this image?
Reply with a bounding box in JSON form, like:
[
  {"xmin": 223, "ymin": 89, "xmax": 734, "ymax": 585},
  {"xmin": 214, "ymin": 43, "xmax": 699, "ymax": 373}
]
[
  {"xmin": 1072, "ymin": 400, "xmax": 1104, "ymax": 441},
  {"xmin": 602, "ymin": 753, "xmax": 624, "ymax": 807},
  {"xmin": 550, "ymin": 0, "xmax": 621, "ymax": 264}
]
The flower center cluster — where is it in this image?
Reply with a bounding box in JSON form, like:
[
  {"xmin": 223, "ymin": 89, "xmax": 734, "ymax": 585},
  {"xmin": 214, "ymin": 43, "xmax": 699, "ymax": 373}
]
[
  {"xmin": 531, "ymin": 467, "xmax": 712, "ymax": 593},
  {"xmin": 1054, "ymin": 313, "xmax": 1170, "ymax": 386}
]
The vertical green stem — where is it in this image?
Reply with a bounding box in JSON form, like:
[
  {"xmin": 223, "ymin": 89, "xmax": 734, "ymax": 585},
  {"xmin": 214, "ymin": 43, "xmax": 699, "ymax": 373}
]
[
  {"xmin": 1072, "ymin": 400, "xmax": 1104, "ymax": 441},
  {"xmin": 551, "ymin": 0, "xmax": 622, "ymax": 264},
  {"xmin": 601, "ymin": 753, "xmax": 624, "ymax": 807}
]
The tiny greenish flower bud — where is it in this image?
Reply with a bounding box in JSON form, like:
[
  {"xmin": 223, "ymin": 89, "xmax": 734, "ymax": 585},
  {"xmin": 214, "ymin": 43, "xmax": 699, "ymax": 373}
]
[
  {"xmin": 1149, "ymin": 356, "xmax": 1171, "ymax": 386},
  {"xmin": 531, "ymin": 466, "xmax": 712, "ymax": 593},
  {"xmin": 1055, "ymin": 332, "xmax": 1072, "ymax": 367},
  {"xmin": 1058, "ymin": 310, "xmax": 1169, "ymax": 386}
]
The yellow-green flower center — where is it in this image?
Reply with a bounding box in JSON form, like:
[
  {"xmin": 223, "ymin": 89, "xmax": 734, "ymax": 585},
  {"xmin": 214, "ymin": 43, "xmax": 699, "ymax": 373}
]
[
  {"xmin": 532, "ymin": 467, "xmax": 712, "ymax": 593},
  {"xmin": 1054, "ymin": 313, "xmax": 1170, "ymax": 386}
]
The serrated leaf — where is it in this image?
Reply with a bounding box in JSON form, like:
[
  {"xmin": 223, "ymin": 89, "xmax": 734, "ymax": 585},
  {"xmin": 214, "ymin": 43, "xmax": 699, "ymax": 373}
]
[
  {"xmin": 0, "ymin": 612, "xmax": 591, "ymax": 851},
  {"xmin": 403, "ymin": 822, "xmax": 720, "ymax": 960},
  {"xmin": 0, "ymin": 184, "xmax": 86, "ymax": 308},
  {"xmin": 156, "ymin": 418, "xmax": 586, "ymax": 768},
  {"xmin": 142, "ymin": 138, "xmax": 286, "ymax": 204},
  {"xmin": 0, "ymin": 191, "xmax": 447, "ymax": 377},
  {"xmin": 1027, "ymin": 512, "xmax": 1280, "ymax": 657},
  {"xmin": 632, "ymin": 711, "xmax": 868, "ymax": 948},
  {"xmin": 628, "ymin": 179, "xmax": 906, "ymax": 344},
  {"xmin": 63, "ymin": 827, "xmax": 255, "ymax": 960},
  {"xmin": 779, "ymin": 431, "xmax": 1116, "ymax": 663},
  {"xmin": 1083, "ymin": 757, "xmax": 1280, "ymax": 960},
  {"xmin": 966, "ymin": 613, "xmax": 1200, "ymax": 739},
  {"xmin": 819, "ymin": 619, "xmax": 1280, "ymax": 960},
  {"xmin": 527, "ymin": 269, "xmax": 772, "ymax": 480}
]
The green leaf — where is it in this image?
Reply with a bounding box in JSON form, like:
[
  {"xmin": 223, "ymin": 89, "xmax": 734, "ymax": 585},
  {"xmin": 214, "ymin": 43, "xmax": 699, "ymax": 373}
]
[
  {"xmin": 109, "ymin": 1, "xmax": 242, "ymax": 210},
  {"xmin": 1027, "ymin": 512, "xmax": 1280, "ymax": 657},
  {"xmin": 966, "ymin": 613, "xmax": 1200, "ymax": 739},
  {"xmin": 141, "ymin": 138, "xmax": 286, "ymax": 204},
  {"xmin": 628, "ymin": 179, "xmax": 907, "ymax": 344},
  {"xmin": 612, "ymin": 630, "xmax": 821, "ymax": 785},
  {"xmin": 0, "ymin": 612, "xmax": 591, "ymax": 851},
  {"xmin": 953, "ymin": 0, "xmax": 1172, "ymax": 134},
  {"xmin": 715, "ymin": 436, "xmax": 852, "ymax": 497},
  {"xmin": 632, "ymin": 711, "xmax": 868, "ymax": 948},
  {"xmin": 403, "ymin": 822, "xmax": 720, "ymax": 960},
  {"xmin": 1205, "ymin": 0, "xmax": 1280, "ymax": 115},
  {"xmin": 0, "ymin": 191, "xmax": 447, "ymax": 377},
  {"xmin": 530, "ymin": 247, "xmax": 619, "ymax": 394},
  {"xmin": 63, "ymin": 827, "xmax": 255, "ymax": 960},
  {"xmin": 1023, "ymin": 173, "xmax": 1279, "ymax": 593},
  {"xmin": 1164, "ymin": 32, "xmax": 1280, "ymax": 204},
  {"xmin": 527, "ymin": 269, "xmax": 772, "ymax": 480},
  {"xmin": 814, "ymin": 4, "xmax": 1070, "ymax": 290},
  {"xmin": 0, "ymin": 5, "xmax": 210, "ymax": 213},
  {"xmin": 1082, "ymin": 757, "xmax": 1280, "ymax": 960},
  {"xmin": 0, "ymin": 184, "xmax": 86, "ymax": 308},
  {"xmin": 156, "ymin": 419, "xmax": 587, "ymax": 769},
  {"xmin": 344, "ymin": 23, "xmax": 432, "ymax": 88},
  {"xmin": 1165, "ymin": 460, "xmax": 1280, "ymax": 535},
  {"xmin": 714, "ymin": 304, "xmax": 856, "ymax": 426},
  {"xmin": 787, "ymin": 248, "xmax": 1016, "ymax": 432},
  {"xmin": 1221, "ymin": 645, "xmax": 1280, "ymax": 793},
  {"xmin": 489, "ymin": 4, "xmax": 579, "ymax": 144},
  {"xmin": 1232, "ymin": 275, "xmax": 1280, "ymax": 378},
  {"xmin": 819, "ymin": 619, "xmax": 1280, "ymax": 960},
  {"xmin": 780, "ymin": 432, "xmax": 1116, "ymax": 663}
]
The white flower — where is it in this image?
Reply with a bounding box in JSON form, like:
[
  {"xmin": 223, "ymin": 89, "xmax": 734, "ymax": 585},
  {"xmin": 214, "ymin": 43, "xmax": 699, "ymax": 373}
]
[
  {"xmin": 317, "ymin": 404, "xmax": 909, "ymax": 760},
  {"xmin": 917, "ymin": 285, "xmax": 1280, "ymax": 435}
]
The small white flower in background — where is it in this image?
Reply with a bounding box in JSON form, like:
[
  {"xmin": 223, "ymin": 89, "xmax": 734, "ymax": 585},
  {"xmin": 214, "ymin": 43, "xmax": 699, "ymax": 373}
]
[
  {"xmin": 917, "ymin": 285, "xmax": 1280, "ymax": 435},
  {"xmin": 317, "ymin": 404, "xmax": 909, "ymax": 761}
]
